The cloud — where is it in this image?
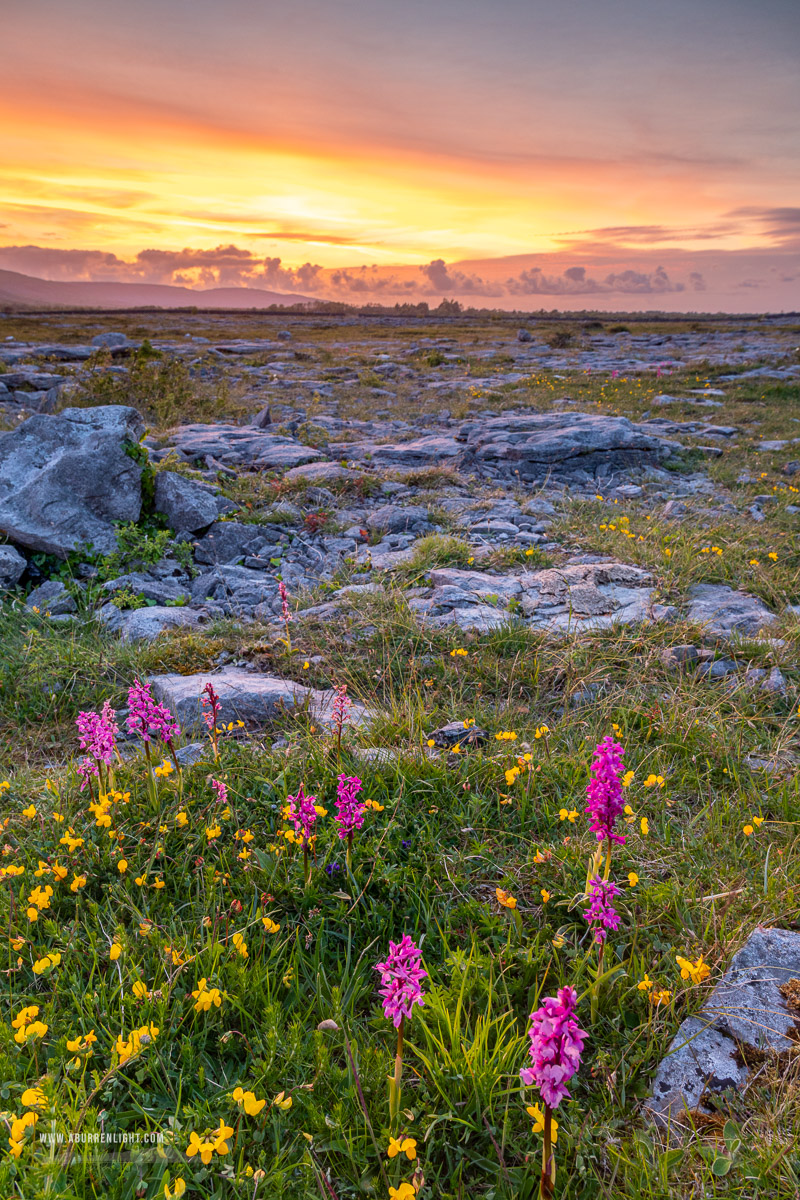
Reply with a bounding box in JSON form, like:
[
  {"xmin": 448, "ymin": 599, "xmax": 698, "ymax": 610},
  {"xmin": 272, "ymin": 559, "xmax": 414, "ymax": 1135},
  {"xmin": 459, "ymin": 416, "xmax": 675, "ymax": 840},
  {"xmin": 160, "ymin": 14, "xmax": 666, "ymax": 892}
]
[
  {"xmin": 726, "ymin": 207, "xmax": 800, "ymax": 247},
  {"xmin": 419, "ymin": 258, "xmax": 502, "ymax": 296},
  {"xmin": 505, "ymin": 263, "xmax": 688, "ymax": 295},
  {"xmin": 555, "ymin": 222, "xmax": 738, "ymax": 248}
]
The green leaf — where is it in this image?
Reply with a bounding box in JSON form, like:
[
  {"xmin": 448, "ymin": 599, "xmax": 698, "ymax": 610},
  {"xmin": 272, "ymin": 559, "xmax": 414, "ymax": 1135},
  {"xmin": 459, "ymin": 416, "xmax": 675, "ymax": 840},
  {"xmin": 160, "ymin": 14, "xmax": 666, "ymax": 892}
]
[{"xmin": 712, "ymin": 1155, "xmax": 732, "ymax": 1176}]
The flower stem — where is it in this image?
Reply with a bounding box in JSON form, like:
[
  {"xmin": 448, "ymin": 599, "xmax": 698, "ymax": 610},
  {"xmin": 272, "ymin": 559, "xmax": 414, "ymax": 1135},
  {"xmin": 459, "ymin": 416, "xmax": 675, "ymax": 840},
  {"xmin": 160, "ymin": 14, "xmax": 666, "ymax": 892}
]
[
  {"xmin": 540, "ymin": 1103, "xmax": 555, "ymax": 1200},
  {"xmin": 389, "ymin": 1018, "xmax": 404, "ymax": 1125}
]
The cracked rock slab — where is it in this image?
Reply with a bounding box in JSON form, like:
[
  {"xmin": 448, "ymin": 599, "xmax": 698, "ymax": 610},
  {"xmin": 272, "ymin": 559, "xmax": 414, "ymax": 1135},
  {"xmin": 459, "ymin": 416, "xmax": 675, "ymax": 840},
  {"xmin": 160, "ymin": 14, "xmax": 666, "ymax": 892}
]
[
  {"xmin": 646, "ymin": 927, "xmax": 800, "ymax": 1132},
  {"xmin": 148, "ymin": 667, "xmax": 371, "ymax": 733},
  {"xmin": 168, "ymin": 424, "xmax": 324, "ymax": 469},
  {"xmin": 410, "ymin": 561, "xmax": 657, "ymax": 634}
]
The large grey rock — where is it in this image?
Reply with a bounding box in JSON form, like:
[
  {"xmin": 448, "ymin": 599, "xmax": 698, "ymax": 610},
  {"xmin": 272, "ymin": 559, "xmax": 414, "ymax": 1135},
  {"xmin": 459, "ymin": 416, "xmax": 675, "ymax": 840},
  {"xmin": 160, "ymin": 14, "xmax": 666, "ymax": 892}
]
[
  {"xmin": 647, "ymin": 1018, "xmax": 748, "ymax": 1129},
  {"xmin": 191, "ymin": 565, "xmax": 279, "ymax": 607},
  {"xmin": 0, "ymin": 405, "xmax": 143, "ymax": 557},
  {"xmin": 327, "ymin": 435, "xmax": 461, "ymax": 469},
  {"xmin": 703, "ymin": 927, "xmax": 800, "ymax": 1053},
  {"xmin": 687, "ymin": 584, "xmax": 778, "ymax": 639},
  {"xmin": 148, "ymin": 668, "xmax": 370, "ymax": 733},
  {"xmin": 26, "ymin": 580, "xmax": 77, "ymax": 615},
  {"xmin": 153, "ymin": 471, "xmax": 219, "ymax": 533},
  {"xmin": 367, "ymin": 504, "xmax": 430, "ymax": 534},
  {"xmin": 168, "ymin": 423, "xmax": 324, "ymax": 470},
  {"xmin": 647, "ymin": 927, "xmax": 800, "ymax": 1131},
  {"xmin": 454, "ymin": 412, "xmax": 682, "ymax": 481},
  {"xmin": 0, "ymin": 544, "xmax": 26, "ymax": 589},
  {"xmin": 119, "ymin": 606, "xmax": 205, "ymax": 643},
  {"xmin": 193, "ymin": 521, "xmax": 276, "ymax": 566},
  {"xmin": 92, "ymin": 332, "xmax": 129, "ymax": 349},
  {"xmin": 283, "ymin": 462, "xmax": 357, "ymax": 484}
]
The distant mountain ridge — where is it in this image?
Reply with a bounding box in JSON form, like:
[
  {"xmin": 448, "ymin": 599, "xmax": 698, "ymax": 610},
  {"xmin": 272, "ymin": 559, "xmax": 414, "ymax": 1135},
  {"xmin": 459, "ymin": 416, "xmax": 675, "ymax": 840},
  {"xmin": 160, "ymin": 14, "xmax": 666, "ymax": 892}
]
[{"xmin": 0, "ymin": 269, "xmax": 316, "ymax": 309}]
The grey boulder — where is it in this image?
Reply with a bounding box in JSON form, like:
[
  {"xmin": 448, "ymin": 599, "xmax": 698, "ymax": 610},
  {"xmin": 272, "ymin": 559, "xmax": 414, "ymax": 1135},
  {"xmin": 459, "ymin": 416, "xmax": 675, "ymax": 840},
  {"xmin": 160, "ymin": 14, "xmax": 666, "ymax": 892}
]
[
  {"xmin": 0, "ymin": 405, "xmax": 144, "ymax": 557},
  {"xmin": 687, "ymin": 584, "xmax": 778, "ymax": 639},
  {"xmin": 98, "ymin": 603, "xmax": 205, "ymax": 643},
  {"xmin": 0, "ymin": 544, "xmax": 26, "ymax": 589},
  {"xmin": 647, "ymin": 927, "xmax": 800, "ymax": 1132},
  {"xmin": 454, "ymin": 412, "xmax": 682, "ymax": 481},
  {"xmin": 153, "ymin": 471, "xmax": 220, "ymax": 534},
  {"xmin": 147, "ymin": 667, "xmax": 370, "ymax": 732},
  {"xmin": 26, "ymin": 580, "xmax": 77, "ymax": 615}
]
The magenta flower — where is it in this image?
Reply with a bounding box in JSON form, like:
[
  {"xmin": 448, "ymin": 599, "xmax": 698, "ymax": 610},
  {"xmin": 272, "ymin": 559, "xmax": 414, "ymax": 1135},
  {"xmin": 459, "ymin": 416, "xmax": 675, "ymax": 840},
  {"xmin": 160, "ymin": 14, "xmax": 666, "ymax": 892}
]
[
  {"xmin": 200, "ymin": 681, "xmax": 221, "ymax": 732},
  {"xmin": 75, "ymin": 700, "xmax": 118, "ymax": 784},
  {"xmin": 126, "ymin": 679, "xmax": 180, "ymax": 747},
  {"xmin": 520, "ymin": 986, "xmax": 586, "ymax": 1108},
  {"xmin": 583, "ymin": 877, "xmax": 622, "ymax": 944},
  {"xmin": 211, "ymin": 778, "xmax": 228, "ymax": 806},
  {"xmin": 334, "ymin": 774, "xmax": 365, "ymax": 840},
  {"xmin": 585, "ymin": 735, "xmax": 626, "ymax": 846},
  {"xmin": 279, "ymin": 580, "xmax": 291, "ymax": 625},
  {"xmin": 375, "ymin": 935, "xmax": 427, "ymax": 1028},
  {"xmin": 285, "ymin": 784, "xmax": 318, "ymax": 845}
]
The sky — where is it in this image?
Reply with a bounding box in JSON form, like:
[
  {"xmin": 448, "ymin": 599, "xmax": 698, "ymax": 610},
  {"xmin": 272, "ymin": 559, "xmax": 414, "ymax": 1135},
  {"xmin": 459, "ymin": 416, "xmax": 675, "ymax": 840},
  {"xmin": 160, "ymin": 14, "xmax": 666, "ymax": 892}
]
[{"xmin": 1, "ymin": 0, "xmax": 799, "ymax": 310}]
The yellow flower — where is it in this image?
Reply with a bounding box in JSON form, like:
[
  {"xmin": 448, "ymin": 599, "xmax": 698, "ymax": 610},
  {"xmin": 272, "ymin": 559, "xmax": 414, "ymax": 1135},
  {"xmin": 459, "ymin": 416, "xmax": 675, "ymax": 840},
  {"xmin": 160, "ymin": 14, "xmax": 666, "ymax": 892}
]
[
  {"xmin": 495, "ymin": 888, "xmax": 517, "ymax": 910},
  {"xmin": 640, "ymin": 817, "xmax": 649, "ymax": 835},
  {"xmin": 676, "ymin": 954, "xmax": 711, "ymax": 985},
  {"xmin": 212, "ymin": 1120, "xmax": 234, "ymax": 1155},
  {"xmin": 206, "ymin": 824, "xmax": 221, "ymax": 841},
  {"xmin": 175, "ymin": 811, "xmax": 189, "ymax": 828},
  {"xmin": 272, "ymin": 1091, "xmax": 292, "ymax": 1111},
  {"xmin": 628, "ymin": 872, "xmax": 639, "ymax": 888},
  {"xmin": 637, "ymin": 974, "xmax": 653, "ymax": 992},
  {"xmin": 302, "ymin": 661, "xmax": 310, "ymax": 670},
  {"xmin": 22, "ymin": 805, "xmax": 37, "ymax": 819},
  {"xmin": 117, "ymin": 859, "xmax": 128, "ymax": 873},
  {"xmin": 743, "ymin": 824, "xmax": 754, "ymax": 836},
  {"xmin": 70, "ymin": 874, "xmax": 87, "ymax": 892},
  {"xmin": 558, "ymin": 808, "xmax": 578, "ymax": 823},
  {"xmin": 192, "ymin": 978, "xmax": 223, "ymax": 1012},
  {"xmin": 389, "ymin": 1185, "xmax": 416, "ymax": 1200},
  {"xmin": 52, "ymin": 862, "xmax": 68, "ymax": 881},
  {"xmin": 15, "ymin": 1020, "xmax": 48, "ymax": 1044},
  {"xmin": 261, "ymin": 917, "xmax": 280, "ymax": 933},
  {"xmin": 232, "ymin": 1086, "xmax": 266, "ymax": 1115},
  {"xmin": 186, "ymin": 1130, "xmax": 217, "ymax": 1165},
  {"xmin": 387, "ymin": 1136, "xmax": 417, "ymax": 1160},
  {"xmin": 109, "ymin": 943, "xmax": 122, "ymax": 961},
  {"xmin": 450, "ymin": 648, "xmax": 468, "ymax": 657},
  {"xmin": 132, "ymin": 981, "xmax": 150, "ymax": 1000},
  {"xmin": 642, "ymin": 774, "xmax": 664, "ymax": 789},
  {"xmin": 154, "ymin": 759, "xmax": 174, "ymax": 778},
  {"xmin": 504, "ymin": 767, "xmax": 520, "ymax": 786},
  {"xmin": 534, "ymin": 725, "xmax": 550, "ymax": 739},
  {"xmin": 622, "ymin": 771, "xmax": 635, "ymax": 787},
  {"xmin": 753, "ymin": 816, "xmax": 764, "ymax": 827},
  {"xmin": 495, "ymin": 731, "xmax": 517, "ymax": 741},
  {"xmin": 231, "ymin": 932, "xmax": 248, "ymax": 958},
  {"xmin": 115, "ymin": 1023, "xmax": 159, "ymax": 1065},
  {"xmin": 540, "ymin": 889, "xmax": 550, "ymax": 903},
  {"xmin": 649, "ymin": 988, "xmax": 672, "ymax": 1006},
  {"xmin": 768, "ymin": 552, "xmax": 778, "ymax": 561},
  {"xmin": 21, "ymin": 1087, "xmax": 47, "ymax": 1110},
  {"xmin": 152, "ymin": 878, "xmax": 166, "ymax": 889},
  {"xmin": 526, "ymin": 1104, "xmax": 558, "ymax": 1143},
  {"xmin": 33, "ymin": 952, "xmax": 61, "ymax": 974},
  {"xmin": 164, "ymin": 1179, "xmax": 187, "ymax": 1199}
]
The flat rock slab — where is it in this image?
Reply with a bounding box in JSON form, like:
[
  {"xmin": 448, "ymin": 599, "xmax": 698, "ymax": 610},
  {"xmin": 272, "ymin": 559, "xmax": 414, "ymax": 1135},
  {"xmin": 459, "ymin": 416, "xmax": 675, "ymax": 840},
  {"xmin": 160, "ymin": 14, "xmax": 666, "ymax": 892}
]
[
  {"xmin": 409, "ymin": 561, "xmax": 661, "ymax": 634},
  {"xmin": 0, "ymin": 405, "xmax": 144, "ymax": 557},
  {"xmin": 148, "ymin": 667, "xmax": 371, "ymax": 733},
  {"xmin": 99, "ymin": 604, "xmax": 207, "ymax": 643},
  {"xmin": 327, "ymin": 435, "xmax": 461, "ymax": 469},
  {"xmin": 687, "ymin": 584, "xmax": 778, "ymax": 639},
  {"xmin": 453, "ymin": 412, "xmax": 682, "ymax": 481},
  {"xmin": 169, "ymin": 424, "xmax": 324, "ymax": 469},
  {"xmin": 647, "ymin": 927, "xmax": 800, "ymax": 1132}
]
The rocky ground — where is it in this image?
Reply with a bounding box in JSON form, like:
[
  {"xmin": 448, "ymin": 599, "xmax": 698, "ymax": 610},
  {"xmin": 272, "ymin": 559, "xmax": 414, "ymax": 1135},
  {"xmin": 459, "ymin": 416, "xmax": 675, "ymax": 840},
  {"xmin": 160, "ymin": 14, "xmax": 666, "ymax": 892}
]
[{"xmin": 1, "ymin": 309, "xmax": 799, "ymax": 1197}]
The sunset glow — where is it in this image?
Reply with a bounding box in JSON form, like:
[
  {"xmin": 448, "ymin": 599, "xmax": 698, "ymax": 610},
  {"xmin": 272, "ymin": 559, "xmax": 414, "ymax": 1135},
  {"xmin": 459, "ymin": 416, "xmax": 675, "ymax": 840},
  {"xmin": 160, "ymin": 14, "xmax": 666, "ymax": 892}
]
[{"xmin": 1, "ymin": 0, "xmax": 798, "ymax": 308}]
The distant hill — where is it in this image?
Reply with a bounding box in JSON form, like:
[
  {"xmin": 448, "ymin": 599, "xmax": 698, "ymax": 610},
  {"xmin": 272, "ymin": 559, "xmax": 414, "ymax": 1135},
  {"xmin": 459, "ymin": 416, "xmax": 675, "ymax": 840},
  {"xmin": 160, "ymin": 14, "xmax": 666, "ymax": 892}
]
[{"xmin": 0, "ymin": 269, "xmax": 316, "ymax": 310}]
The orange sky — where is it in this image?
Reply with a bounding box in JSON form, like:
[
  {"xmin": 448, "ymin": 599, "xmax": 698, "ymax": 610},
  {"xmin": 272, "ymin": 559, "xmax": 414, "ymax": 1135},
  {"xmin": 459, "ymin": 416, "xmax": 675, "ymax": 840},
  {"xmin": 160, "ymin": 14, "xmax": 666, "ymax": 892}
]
[{"xmin": 1, "ymin": 0, "xmax": 798, "ymax": 307}]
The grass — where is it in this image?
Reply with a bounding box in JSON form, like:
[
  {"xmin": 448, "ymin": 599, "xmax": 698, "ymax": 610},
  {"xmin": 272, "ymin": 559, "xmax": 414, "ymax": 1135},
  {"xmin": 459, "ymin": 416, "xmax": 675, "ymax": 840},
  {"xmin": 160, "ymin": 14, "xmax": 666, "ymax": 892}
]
[{"xmin": 1, "ymin": 313, "xmax": 800, "ymax": 1198}]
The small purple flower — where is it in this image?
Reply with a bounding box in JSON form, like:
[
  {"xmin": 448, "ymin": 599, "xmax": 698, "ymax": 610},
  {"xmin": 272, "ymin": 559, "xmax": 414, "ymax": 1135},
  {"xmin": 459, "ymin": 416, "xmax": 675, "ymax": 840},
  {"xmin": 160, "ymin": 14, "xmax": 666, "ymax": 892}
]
[
  {"xmin": 279, "ymin": 580, "xmax": 291, "ymax": 625},
  {"xmin": 375, "ymin": 934, "xmax": 427, "ymax": 1028},
  {"xmin": 334, "ymin": 774, "xmax": 365, "ymax": 840},
  {"xmin": 201, "ymin": 681, "xmax": 221, "ymax": 732},
  {"xmin": 126, "ymin": 679, "xmax": 180, "ymax": 747},
  {"xmin": 520, "ymin": 986, "xmax": 586, "ymax": 1109},
  {"xmin": 211, "ymin": 778, "xmax": 228, "ymax": 806},
  {"xmin": 401, "ymin": 839, "xmax": 411, "ymax": 850},
  {"xmin": 585, "ymin": 735, "xmax": 626, "ymax": 846},
  {"xmin": 285, "ymin": 784, "xmax": 318, "ymax": 845},
  {"xmin": 75, "ymin": 700, "xmax": 118, "ymax": 784},
  {"xmin": 325, "ymin": 862, "xmax": 341, "ymax": 876},
  {"xmin": 583, "ymin": 876, "xmax": 622, "ymax": 944}
]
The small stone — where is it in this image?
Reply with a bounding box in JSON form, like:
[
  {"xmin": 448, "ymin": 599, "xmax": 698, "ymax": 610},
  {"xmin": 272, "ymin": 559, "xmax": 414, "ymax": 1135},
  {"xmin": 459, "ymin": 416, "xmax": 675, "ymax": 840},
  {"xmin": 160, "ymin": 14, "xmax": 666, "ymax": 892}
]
[
  {"xmin": 91, "ymin": 332, "xmax": 129, "ymax": 349},
  {"xmin": 427, "ymin": 721, "xmax": 488, "ymax": 748},
  {"xmin": 26, "ymin": 580, "xmax": 76, "ymax": 615},
  {"xmin": 660, "ymin": 645, "xmax": 700, "ymax": 670},
  {"xmin": 153, "ymin": 472, "xmax": 220, "ymax": 534},
  {"xmin": 0, "ymin": 544, "xmax": 26, "ymax": 589},
  {"xmin": 175, "ymin": 742, "xmax": 207, "ymax": 766}
]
